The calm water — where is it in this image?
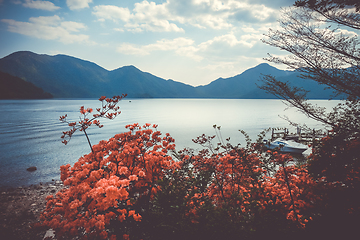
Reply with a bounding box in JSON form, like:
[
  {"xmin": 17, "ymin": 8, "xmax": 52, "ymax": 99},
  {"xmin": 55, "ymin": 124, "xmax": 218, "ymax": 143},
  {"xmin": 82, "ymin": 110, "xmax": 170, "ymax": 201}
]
[{"xmin": 0, "ymin": 99, "xmax": 338, "ymax": 188}]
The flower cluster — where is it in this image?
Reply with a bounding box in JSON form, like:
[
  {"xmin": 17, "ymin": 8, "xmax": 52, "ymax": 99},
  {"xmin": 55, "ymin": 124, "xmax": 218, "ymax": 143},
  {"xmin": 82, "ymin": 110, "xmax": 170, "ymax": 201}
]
[
  {"xmin": 39, "ymin": 96, "xmax": 359, "ymax": 239},
  {"xmin": 178, "ymin": 141, "xmax": 317, "ymax": 230},
  {"xmin": 40, "ymin": 123, "xmax": 176, "ymax": 240}
]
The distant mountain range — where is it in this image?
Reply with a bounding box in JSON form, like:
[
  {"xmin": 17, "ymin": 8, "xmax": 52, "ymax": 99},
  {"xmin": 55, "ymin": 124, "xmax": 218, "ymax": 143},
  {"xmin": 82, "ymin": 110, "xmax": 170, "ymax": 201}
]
[
  {"xmin": 0, "ymin": 70, "xmax": 53, "ymax": 99},
  {"xmin": 0, "ymin": 51, "xmax": 335, "ymax": 99}
]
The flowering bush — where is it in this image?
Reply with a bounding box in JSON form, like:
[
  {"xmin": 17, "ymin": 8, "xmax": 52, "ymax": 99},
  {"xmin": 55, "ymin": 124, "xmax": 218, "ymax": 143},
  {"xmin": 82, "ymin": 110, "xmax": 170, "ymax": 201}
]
[
  {"xmin": 40, "ymin": 123, "xmax": 176, "ymax": 240},
  {"xmin": 188, "ymin": 136, "xmax": 316, "ymax": 233},
  {"xmin": 40, "ymin": 121, "xmax": 322, "ymax": 239},
  {"xmin": 38, "ymin": 97, "xmax": 359, "ymax": 239},
  {"xmin": 142, "ymin": 131, "xmax": 319, "ymax": 240}
]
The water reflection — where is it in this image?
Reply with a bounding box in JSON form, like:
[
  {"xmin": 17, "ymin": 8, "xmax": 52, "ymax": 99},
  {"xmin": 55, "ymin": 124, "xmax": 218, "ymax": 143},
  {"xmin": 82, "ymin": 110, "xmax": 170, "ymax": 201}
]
[{"xmin": 0, "ymin": 99, "xmax": 338, "ymax": 187}]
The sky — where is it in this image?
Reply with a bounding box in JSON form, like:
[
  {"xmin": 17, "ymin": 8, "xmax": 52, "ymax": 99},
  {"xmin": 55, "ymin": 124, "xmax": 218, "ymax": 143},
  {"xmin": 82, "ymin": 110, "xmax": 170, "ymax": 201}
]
[{"xmin": 0, "ymin": 0, "xmax": 296, "ymax": 86}]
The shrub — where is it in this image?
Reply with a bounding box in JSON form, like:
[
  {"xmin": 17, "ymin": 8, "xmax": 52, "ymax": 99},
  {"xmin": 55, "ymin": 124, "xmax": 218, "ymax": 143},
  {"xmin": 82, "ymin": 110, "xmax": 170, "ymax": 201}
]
[
  {"xmin": 39, "ymin": 97, "xmax": 358, "ymax": 239},
  {"xmin": 40, "ymin": 123, "xmax": 176, "ymax": 240}
]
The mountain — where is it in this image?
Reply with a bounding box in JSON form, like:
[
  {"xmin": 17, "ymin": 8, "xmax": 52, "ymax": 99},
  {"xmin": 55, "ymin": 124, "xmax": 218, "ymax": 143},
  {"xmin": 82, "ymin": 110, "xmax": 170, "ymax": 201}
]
[
  {"xmin": 196, "ymin": 63, "xmax": 294, "ymax": 98},
  {"xmin": 0, "ymin": 51, "xmax": 199, "ymax": 98},
  {"xmin": 0, "ymin": 51, "xmax": 336, "ymax": 99},
  {"xmin": 0, "ymin": 51, "xmax": 111, "ymax": 98},
  {"xmin": 107, "ymin": 66, "xmax": 198, "ymax": 98},
  {"xmin": 0, "ymin": 71, "xmax": 53, "ymax": 99}
]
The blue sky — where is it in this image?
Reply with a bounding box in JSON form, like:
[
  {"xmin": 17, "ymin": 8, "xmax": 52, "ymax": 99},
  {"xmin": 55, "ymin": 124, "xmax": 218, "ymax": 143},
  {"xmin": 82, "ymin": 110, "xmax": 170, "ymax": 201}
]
[{"xmin": 0, "ymin": 0, "xmax": 295, "ymax": 86}]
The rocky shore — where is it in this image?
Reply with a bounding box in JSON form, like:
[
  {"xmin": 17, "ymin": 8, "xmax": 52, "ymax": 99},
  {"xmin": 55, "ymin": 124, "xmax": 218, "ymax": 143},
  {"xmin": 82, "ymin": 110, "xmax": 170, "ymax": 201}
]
[{"xmin": 0, "ymin": 180, "xmax": 65, "ymax": 240}]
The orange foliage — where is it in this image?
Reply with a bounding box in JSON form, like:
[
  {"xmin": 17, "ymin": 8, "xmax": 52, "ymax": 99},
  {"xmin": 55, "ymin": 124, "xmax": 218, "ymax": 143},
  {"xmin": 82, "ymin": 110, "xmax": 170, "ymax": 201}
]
[
  {"xmin": 182, "ymin": 141, "xmax": 318, "ymax": 229},
  {"xmin": 40, "ymin": 123, "xmax": 176, "ymax": 239},
  {"xmin": 40, "ymin": 97, "xmax": 327, "ymax": 239}
]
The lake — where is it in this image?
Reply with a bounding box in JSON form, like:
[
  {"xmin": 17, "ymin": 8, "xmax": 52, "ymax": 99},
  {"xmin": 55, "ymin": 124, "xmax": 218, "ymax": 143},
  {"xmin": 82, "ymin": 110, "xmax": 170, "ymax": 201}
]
[{"xmin": 0, "ymin": 99, "xmax": 338, "ymax": 188}]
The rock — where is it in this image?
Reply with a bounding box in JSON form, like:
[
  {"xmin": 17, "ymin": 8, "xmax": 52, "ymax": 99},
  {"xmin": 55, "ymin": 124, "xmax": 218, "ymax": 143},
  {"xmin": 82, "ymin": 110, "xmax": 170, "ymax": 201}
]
[
  {"xmin": 0, "ymin": 182, "xmax": 65, "ymax": 240},
  {"xmin": 43, "ymin": 228, "xmax": 56, "ymax": 240},
  {"xmin": 26, "ymin": 166, "xmax": 37, "ymax": 172}
]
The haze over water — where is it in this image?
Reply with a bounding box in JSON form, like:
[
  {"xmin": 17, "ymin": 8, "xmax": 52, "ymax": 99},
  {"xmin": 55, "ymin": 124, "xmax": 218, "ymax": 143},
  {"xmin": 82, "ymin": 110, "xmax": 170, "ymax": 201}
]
[{"xmin": 0, "ymin": 99, "xmax": 338, "ymax": 188}]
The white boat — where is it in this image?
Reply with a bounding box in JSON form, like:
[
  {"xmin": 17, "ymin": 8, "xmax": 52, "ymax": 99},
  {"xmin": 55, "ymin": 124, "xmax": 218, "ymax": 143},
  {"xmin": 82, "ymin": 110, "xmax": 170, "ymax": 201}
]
[{"xmin": 263, "ymin": 138, "xmax": 308, "ymax": 154}]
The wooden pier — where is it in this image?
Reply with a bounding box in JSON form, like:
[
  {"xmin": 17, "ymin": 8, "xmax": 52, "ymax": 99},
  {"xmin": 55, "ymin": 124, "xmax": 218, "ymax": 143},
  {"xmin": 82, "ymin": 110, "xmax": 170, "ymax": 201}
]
[{"xmin": 271, "ymin": 128, "xmax": 327, "ymax": 144}]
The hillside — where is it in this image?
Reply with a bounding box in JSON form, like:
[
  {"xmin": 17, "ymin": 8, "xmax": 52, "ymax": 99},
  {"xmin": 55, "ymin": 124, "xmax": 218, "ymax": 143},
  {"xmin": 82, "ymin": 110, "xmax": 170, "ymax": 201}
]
[
  {"xmin": 0, "ymin": 71, "xmax": 53, "ymax": 99},
  {"xmin": 196, "ymin": 63, "xmax": 294, "ymax": 98},
  {"xmin": 0, "ymin": 51, "xmax": 335, "ymax": 99}
]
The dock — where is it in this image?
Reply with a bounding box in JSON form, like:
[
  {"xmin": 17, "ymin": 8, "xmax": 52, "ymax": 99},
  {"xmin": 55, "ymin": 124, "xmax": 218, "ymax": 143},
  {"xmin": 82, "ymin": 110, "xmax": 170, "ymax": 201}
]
[{"xmin": 271, "ymin": 128, "xmax": 327, "ymax": 145}]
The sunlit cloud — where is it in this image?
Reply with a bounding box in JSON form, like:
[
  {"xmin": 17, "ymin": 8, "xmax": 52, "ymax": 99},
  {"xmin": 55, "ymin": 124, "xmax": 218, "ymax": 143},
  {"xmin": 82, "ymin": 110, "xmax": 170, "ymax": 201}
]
[
  {"xmin": 129, "ymin": 0, "xmax": 184, "ymax": 32},
  {"xmin": 92, "ymin": 5, "xmax": 131, "ymax": 22},
  {"xmin": 92, "ymin": 0, "xmax": 279, "ymax": 33},
  {"xmin": 199, "ymin": 61, "xmax": 236, "ymax": 71},
  {"xmin": 335, "ymin": 29, "xmax": 358, "ymax": 37},
  {"xmin": 198, "ymin": 56, "xmax": 266, "ymax": 79},
  {"xmin": 114, "ymin": 28, "xmax": 125, "ymax": 32},
  {"xmin": 117, "ymin": 43, "xmax": 150, "ymax": 56},
  {"xmin": 167, "ymin": 0, "xmax": 278, "ymax": 28},
  {"xmin": 92, "ymin": 2, "xmax": 184, "ymax": 33},
  {"xmin": 66, "ymin": 0, "xmax": 92, "ymax": 10},
  {"xmin": 199, "ymin": 32, "xmax": 260, "ymax": 54},
  {"xmin": 247, "ymin": 0, "xmax": 295, "ymax": 8},
  {"xmin": 22, "ymin": 0, "xmax": 60, "ymax": 11},
  {"xmin": 1, "ymin": 15, "xmax": 90, "ymax": 44},
  {"xmin": 116, "ymin": 32, "xmax": 266, "ymax": 63},
  {"xmin": 117, "ymin": 37, "xmax": 202, "ymax": 61}
]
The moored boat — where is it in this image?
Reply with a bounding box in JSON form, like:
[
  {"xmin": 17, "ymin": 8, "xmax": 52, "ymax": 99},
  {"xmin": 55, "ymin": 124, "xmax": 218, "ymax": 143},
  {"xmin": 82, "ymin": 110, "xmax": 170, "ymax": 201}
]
[{"xmin": 264, "ymin": 138, "xmax": 308, "ymax": 154}]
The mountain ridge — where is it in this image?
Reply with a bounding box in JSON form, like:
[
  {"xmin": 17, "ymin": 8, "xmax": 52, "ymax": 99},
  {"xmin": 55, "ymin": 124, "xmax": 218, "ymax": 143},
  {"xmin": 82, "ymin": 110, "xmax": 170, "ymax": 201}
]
[
  {"xmin": 0, "ymin": 70, "xmax": 53, "ymax": 99},
  {"xmin": 0, "ymin": 51, "xmax": 336, "ymax": 99}
]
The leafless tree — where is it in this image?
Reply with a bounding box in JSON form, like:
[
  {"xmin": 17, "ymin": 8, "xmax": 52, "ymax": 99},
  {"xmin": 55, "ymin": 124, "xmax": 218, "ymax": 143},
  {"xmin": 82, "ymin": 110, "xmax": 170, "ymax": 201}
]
[{"xmin": 260, "ymin": 0, "xmax": 360, "ymax": 135}]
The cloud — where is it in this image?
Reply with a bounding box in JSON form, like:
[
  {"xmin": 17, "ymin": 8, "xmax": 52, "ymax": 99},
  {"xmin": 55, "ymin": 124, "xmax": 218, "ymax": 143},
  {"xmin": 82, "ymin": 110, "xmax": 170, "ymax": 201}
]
[
  {"xmin": 1, "ymin": 15, "xmax": 90, "ymax": 44},
  {"xmin": 92, "ymin": 0, "xmax": 280, "ymax": 33},
  {"xmin": 116, "ymin": 31, "xmax": 267, "ymax": 63},
  {"xmin": 248, "ymin": 0, "xmax": 295, "ymax": 9},
  {"xmin": 167, "ymin": 0, "xmax": 278, "ymax": 28},
  {"xmin": 166, "ymin": 0, "xmax": 233, "ymax": 29},
  {"xmin": 199, "ymin": 32, "xmax": 261, "ymax": 53},
  {"xmin": 93, "ymin": 2, "xmax": 184, "ymax": 33},
  {"xmin": 335, "ymin": 29, "xmax": 358, "ymax": 37},
  {"xmin": 129, "ymin": 1, "xmax": 184, "ymax": 32},
  {"xmin": 117, "ymin": 43, "xmax": 149, "ymax": 56},
  {"xmin": 22, "ymin": 0, "xmax": 60, "ymax": 11},
  {"xmin": 199, "ymin": 61, "xmax": 237, "ymax": 71},
  {"xmin": 191, "ymin": 31, "xmax": 277, "ymax": 65},
  {"xmin": 198, "ymin": 56, "xmax": 266, "ymax": 80},
  {"xmin": 60, "ymin": 21, "xmax": 87, "ymax": 32},
  {"xmin": 117, "ymin": 37, "xmax": 202, "ymax": 61},
  {"xmin": 92, "ymin": 5, "xmax": 131, "ymax": 22},
  {"xmin": 66, "ymin": 0, "xmax": 92, "ymax": 10}
]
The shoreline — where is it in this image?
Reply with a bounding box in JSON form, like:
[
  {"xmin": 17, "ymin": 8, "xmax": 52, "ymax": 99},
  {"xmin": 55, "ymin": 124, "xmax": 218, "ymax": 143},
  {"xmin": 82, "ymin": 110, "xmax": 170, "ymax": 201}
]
[{"xmin": 0, "ymin": 180, "xmax": 65, "ymax": 240}]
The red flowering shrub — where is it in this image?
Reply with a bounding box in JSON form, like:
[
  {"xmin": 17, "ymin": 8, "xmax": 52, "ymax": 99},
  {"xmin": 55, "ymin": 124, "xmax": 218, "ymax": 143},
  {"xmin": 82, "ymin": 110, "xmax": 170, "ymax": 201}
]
[
  {"xmin": 40, "ymin": 123, "xmax": 176, "ymax": 240},
  {"xmin": 39, "ymin": 97, "xmax": 359, "ymax": 239},
  {"xmin": 188, "ymin": 138, "xmax": 317, "ymax": 228},
  {"xmin": 144, "ymin": 131, "xmax": 319, "ymax": 240}
]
